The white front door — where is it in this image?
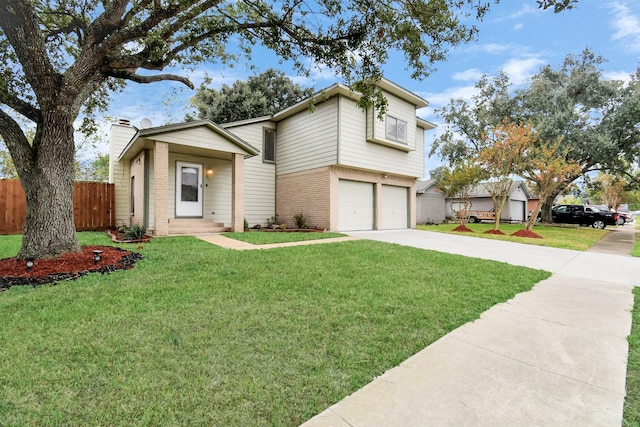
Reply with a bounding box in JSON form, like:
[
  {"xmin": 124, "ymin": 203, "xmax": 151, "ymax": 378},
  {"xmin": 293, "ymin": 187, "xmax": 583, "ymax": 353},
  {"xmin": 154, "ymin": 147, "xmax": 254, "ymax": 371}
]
[{"xmin": 176, "ymin": 161, "xmax": 203, "ymax": 217}]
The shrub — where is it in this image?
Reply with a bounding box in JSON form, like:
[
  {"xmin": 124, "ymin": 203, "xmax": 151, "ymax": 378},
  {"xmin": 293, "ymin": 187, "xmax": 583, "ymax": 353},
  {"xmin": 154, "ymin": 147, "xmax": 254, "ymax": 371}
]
[
  {"xmin": 126, "ymin": 225, "xmax": 147, "ymax": 240},
  {"xmin": 293, "ymin": 212, "xmax": 310, "ymax": 229}
]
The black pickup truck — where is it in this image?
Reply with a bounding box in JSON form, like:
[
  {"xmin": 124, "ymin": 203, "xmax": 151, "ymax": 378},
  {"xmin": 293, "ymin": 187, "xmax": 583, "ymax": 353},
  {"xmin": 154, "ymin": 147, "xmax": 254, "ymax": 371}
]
[{"xmin": 550, "ymin": 204, "xmax": 619, "ymax": 229}]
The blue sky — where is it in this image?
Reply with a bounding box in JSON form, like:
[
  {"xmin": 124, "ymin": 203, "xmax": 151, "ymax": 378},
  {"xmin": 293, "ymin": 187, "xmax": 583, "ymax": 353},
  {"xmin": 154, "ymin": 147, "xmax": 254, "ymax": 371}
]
[{"xmin": 99, "ymin": 0, "xmax": 640, "ymax": 178}]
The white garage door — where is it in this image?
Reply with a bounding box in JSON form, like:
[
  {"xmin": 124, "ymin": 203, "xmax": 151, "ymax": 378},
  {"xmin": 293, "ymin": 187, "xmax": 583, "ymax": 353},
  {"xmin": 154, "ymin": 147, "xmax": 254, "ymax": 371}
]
[
  {"xmin": 510, "ymin": 200, "xmax": 526, "ymax": 222},
  {"xmin": 339, "ymin": 180, "xmax": 374, "ymax": 231},
  {"xmin": 381, "ymin": 185, "xmax": 408, "ymax": 229}
]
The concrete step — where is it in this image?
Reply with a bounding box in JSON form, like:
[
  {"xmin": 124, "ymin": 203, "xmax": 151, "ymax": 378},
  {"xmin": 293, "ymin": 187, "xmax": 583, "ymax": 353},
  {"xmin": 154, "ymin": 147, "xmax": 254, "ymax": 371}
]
[{"xmin": 168, "ymin": 218, "xmax": 229, "ymax": 234}]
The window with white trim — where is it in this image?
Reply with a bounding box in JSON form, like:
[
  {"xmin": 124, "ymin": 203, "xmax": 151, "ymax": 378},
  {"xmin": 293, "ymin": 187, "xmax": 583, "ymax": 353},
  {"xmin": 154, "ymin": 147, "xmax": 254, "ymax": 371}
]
[{"xmin": 385, "ymin": 115, "xmax": 407, "ymax": 143}]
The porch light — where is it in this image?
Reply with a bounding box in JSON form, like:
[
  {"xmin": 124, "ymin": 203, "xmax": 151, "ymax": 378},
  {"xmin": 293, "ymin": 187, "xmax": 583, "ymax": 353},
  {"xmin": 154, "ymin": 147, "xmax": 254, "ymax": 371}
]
[
  {"xmin": 93, "ymin": 250, "xmax": 103, "ymax": 265},
  {"xmin": 205, "ymin": 168, "xmax": 215, "ymax": 180},
  {"xmin": 25, "ymin": 257, "xmax": 35, "ymax": 271}
]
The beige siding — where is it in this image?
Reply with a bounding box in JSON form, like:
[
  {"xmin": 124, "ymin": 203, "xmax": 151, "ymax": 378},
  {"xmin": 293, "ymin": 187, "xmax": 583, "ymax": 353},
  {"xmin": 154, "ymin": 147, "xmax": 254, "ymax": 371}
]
[
  {"xmin": 225, "ymin": 122, "xmax": 276, "ymax": 226},
  {"xmin": 148, "ymin": 126, "xmax": 251, "ymax": 155},
  {"xmin": 339, "ymin": 96, "xmax": 424, "ymax": 178},
  {"xmin": 366, "ymin": 91, "xmax": 417, "ymax": 151},
  {"xmin": 277, "ymin": 97, "xmax": 339, "ymax": 175},
  {"xmin": 168, "ymin": 153, "xmax": 233, "ymax": 226},
  {"xmin": 109, "ymin": 124, "xmax": 137, "ymax": 227}
]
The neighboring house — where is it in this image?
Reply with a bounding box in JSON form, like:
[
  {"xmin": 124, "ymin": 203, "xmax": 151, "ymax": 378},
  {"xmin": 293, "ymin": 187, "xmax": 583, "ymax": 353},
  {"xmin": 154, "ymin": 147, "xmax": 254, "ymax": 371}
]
[
  {"xmin": 445, "ymin": 180, "xmax": 532, "ymax": 223},
  {"xmin": 527, "ymin": 193, "xmax": 540, "ymax": 215},
  {"xmin": 415, "ymin": 179, "xmax": 446, "ymax": 224},
  {"xmin": 109, "ymin": 79, "xmax": 436, "ymax": 235}
]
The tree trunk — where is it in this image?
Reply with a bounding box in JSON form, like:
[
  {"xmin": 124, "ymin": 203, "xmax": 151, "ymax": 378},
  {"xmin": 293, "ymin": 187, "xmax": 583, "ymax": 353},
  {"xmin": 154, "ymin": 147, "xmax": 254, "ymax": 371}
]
[
  {"xmin": 539, "ymin": 188, "xmax": 561, "ymax": 223},
  {"xmin": 525, "ymin": 204, "xmax": 543, "ymax": 231},
  {"xmin": 16, "ymin": 111, "xmax": 80, "ymax": 259}
]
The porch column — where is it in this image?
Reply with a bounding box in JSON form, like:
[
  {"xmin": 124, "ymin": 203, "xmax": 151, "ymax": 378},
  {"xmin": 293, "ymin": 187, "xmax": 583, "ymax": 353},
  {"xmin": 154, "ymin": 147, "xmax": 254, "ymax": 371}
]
[
  {"xmin": 409, "ymin": 181, "xmax": 416, "ymax": 228},
  {"xmin": 154, "ymin": 141, "xmax": 169, "ymax": 236},
  {"xmin": 231, "ymin": 153, "xmax": 245, "ymax": 232}
]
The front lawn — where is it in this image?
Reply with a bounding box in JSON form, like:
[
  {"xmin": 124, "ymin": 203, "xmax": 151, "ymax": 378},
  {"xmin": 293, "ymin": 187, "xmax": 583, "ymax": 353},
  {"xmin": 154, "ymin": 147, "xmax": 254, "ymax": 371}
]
[
  {"xmin": 418, "ymin": 223, "xmax": 608, "ymax": 251},
  {"xmin": 633, "ymin": 226, "xmax": 640, "ymax": 257},
  {"xmin": 0, "ymin": 232, "xmax": 550, "ymax": 426},
  {"xmin": 625, "ymin": 287, "xmax": 640, "ymax": 425},
  {"xmin": 222, "ymin": 231, "xmax": 345, "ymax": 244}
]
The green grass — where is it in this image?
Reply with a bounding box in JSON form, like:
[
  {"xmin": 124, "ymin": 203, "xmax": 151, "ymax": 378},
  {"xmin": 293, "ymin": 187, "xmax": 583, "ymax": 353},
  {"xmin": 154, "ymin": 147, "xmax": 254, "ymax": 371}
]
[
  {"xmin": 222, "ymin": 231, "xmax": 345, "ymax": 244},
  {"xmin": 633, "ymin": 226, "xmax": 640, "ymax": 258},
  {"xmin": 624, "ymin": 287, "xmax": 640, "ymax": 426},
  {"xmin": 418, "ymin": 223, "xmax": 608, "ymax": 251},
  {"xmin": 0, "ymin": 232, "xmax": 550, "ymax": 426}
]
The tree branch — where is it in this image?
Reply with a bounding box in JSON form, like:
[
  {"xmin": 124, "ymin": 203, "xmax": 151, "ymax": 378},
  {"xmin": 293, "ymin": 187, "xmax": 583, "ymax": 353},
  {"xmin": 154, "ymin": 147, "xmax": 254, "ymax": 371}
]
[
  {"xmin": 0, "ymin": 92, "xmax": 41, "ymax": 123},
  {"xmin": 0, "ymin": 0, "xmax": 59, "ymax": 103},
  {"xmin": 106, "ymin": 70, "xmax": 195, "ymax": 89},
  {"xmin": 0, "ymin": 108, "xmax": 34, "ymax": 175}
]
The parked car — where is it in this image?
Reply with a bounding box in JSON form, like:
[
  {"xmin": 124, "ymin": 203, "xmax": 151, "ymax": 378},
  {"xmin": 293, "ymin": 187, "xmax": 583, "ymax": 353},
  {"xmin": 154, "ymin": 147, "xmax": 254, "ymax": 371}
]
[
  {"xmin": 617, "ymin": 212, "xmax": 633, "ymax": 224},
  {"xmin": 551, "ymin": 204, "xmax": 619, "ymax": 229},
  {"xmin": 456, "ymin": 209, "xmax": 496, "ymax": 223}
]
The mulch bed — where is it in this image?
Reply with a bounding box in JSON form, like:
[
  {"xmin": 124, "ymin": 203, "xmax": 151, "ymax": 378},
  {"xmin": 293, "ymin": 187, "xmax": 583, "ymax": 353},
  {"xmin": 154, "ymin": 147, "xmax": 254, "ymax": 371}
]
[
  {"xmin": 0, "ymin": 246, "xmax": 143, "ymax": 291},
  {"xmin": 252, "ymin": 228, "xmax": 326, "ymax": 232},
  {"xmin": 106, "ymin": 229, "xmax": 152, "ymax": 243},
  {"xmin": 510, "ymin": 229, "xmax": 543, "ymax": 239},
  {"xmin": 452, "ymin": 225, "xmax": 474, "ymax": 232},
  {"xmin": 483, "ymin": 229, "xmax": 506, "ymax": 235}
]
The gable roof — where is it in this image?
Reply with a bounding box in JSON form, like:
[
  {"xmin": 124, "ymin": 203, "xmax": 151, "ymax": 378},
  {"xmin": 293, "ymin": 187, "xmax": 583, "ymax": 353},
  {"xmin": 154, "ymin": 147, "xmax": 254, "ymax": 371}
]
[
  {"xmin": 464, "ymin": 180, "xmax": 532, "ymax": 199},
  {"xmin": 416, "ymin": 179, "xmax": 438, "ymax": 193},
  {"xmin": 272, "ymin": 77, "xmax": 430, "ymax": 122},
  {"xmin": 428, "ymin": 180, "xmax": 533, "ymax": 199},
  {"xmin": 117, "ymin": 120, "xmax": 259, "ymax": 161}
]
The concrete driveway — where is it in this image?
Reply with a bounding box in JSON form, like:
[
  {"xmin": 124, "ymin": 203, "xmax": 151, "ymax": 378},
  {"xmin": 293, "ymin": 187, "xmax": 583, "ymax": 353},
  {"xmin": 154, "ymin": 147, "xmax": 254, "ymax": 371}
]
[{"xmin": 301, "ymin": 227, "xmax": 640, "ymax": 426}]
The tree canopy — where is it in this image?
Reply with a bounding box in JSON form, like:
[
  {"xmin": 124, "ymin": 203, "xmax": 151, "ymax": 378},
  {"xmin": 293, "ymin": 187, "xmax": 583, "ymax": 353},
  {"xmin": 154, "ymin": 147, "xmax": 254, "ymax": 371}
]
[
  {"xmin": 431, "ymin": 49, "xmax": 640, "ymax": 221},
  {"xmin": 188, "ymin": 69, "xmax": 313, "ymax": 124}
]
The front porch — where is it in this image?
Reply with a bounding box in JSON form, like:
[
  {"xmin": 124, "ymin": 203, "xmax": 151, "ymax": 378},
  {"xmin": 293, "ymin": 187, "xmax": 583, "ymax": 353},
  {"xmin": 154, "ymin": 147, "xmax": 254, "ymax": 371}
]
[{"xmin": 114, "ymin": 120, "xmax": 259, "ymax": 236}]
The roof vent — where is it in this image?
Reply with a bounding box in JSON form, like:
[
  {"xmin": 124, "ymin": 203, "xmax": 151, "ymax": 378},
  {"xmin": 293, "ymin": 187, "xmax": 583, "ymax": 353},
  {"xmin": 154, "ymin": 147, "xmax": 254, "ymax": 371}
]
[{"xmin": 118, "ymin": 118, "xmax": 131, "ymax": 126}]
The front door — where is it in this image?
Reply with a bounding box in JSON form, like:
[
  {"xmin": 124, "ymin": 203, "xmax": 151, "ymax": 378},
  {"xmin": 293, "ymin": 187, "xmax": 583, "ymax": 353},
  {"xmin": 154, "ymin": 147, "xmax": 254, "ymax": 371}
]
[{"xmin": 176, "ymin": 161, "xmax": 203, "ymax": 217}]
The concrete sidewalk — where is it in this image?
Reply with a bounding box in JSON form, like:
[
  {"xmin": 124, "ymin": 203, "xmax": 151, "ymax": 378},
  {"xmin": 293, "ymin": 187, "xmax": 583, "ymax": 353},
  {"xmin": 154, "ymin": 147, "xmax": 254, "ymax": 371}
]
[
  {"xmin": 301, "ymin": 227, "xmax": 640, "ymax": 426},
  {"xmin": 195, "ymin": 234, "xmax": 359, "ymax": 250}
]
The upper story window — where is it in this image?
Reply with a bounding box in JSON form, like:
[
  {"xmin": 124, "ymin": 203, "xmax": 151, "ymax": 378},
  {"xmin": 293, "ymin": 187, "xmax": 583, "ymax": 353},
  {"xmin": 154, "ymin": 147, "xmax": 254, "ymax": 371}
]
[
  {"xmin": 385, "ymin": 115, "xmax": 407, "ymax": 143},
  {"xmin": 263, "ymin": 128, "xmax": 276, "ymax": 163}
]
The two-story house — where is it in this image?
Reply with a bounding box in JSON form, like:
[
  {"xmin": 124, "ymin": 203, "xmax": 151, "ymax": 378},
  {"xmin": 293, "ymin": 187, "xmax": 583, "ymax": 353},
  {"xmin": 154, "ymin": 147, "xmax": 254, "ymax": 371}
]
[{"xmin": 109, "ymin": 78, "xmax": 435, "ymax": 235}]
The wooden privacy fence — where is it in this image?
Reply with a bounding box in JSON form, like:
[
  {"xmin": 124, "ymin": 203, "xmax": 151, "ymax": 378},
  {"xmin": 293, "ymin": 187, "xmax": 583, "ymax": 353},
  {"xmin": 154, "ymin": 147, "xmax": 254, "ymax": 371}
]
[{"xmin": 0, "ymin": 179, "xmax": 114, "ymax": 235}]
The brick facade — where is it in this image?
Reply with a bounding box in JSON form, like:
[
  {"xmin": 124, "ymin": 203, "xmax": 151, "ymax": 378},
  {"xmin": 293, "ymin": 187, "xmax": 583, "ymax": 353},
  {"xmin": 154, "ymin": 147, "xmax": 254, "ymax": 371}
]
[
  {"xmin": 276, "ymin": 166, "xmax": 416, "ymax": 230},
  {"xmin": 276, "ymin": 167, "xmax": 332, "ymax": 229},
  {"xmin": 231, "ymin": 153, "xmax": 245, "ymax": 232},
  {"xmin": 154, "ymin": 141, "xmax": 169, "ymax": 236}
]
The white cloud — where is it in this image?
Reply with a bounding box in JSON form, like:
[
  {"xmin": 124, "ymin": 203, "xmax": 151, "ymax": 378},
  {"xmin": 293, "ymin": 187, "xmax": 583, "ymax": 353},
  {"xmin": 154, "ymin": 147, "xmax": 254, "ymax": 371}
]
[
  {"xmin": 473, "ymin": 43, "xmax": 514, "ymax": 54},
  {"xmin": 289, "ymin": 59, "xmax": 338, "ymax": 87},
  {"xmin": 513, "ymin": 23, "xmax": 524, "ymax": 31},
  {"xmin": 503, "ymin": 4, "xmax": 540, "ymax": 20},
  {"xmin": 603, "ymin": 70, "xmax": 635, "ymax": 83},
  {"xmin": 500, "ymin": 56, "xmax": 546, "ymax": 85},
  {"xmin": 417, "ymin": 84, "xmax": 479, "ymax": 111},
  {"xmin": 452, "ymin": 68, "xmax": 484, "ymax": 82},
  {"xmin": 610, "ymin": 3, "xmax": 640, "ymax": 52}
]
